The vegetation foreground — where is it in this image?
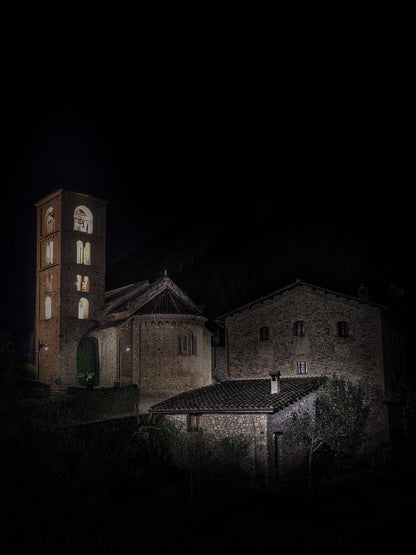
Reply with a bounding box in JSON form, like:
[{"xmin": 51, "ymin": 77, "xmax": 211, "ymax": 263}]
[{"xmin": 1, "ymin": 391, "xmax": 415, "ymax": 554}]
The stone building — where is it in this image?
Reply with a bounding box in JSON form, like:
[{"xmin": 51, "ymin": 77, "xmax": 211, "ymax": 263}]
[
  {"xmin": 214, "ymin": 280, "xmax": 386, "ymax": 394},
  {"xmin": 35, "ymin": 189, "xmax": 107, "ymax": 387},
  {"xmin": 34, "ymin": 189, "xmax": 391, "ymax": 474},
  {"xmin": 90, "ymin": 273, "xmax": 213, "ymax": 408},
  {"xmin": 34, "ymin": 190, "xmax": 212, "ymax": 404},
  {"xmin": 151, "ymin": 280, "xmax": 390, "ymax": 481},
  {"xmin": 151, "ymin": 375, "xmax": 323, "ymax": 482}
]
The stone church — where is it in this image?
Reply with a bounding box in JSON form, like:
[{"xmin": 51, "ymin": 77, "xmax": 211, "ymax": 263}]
[
  {"xmin": 35, "ymin": 189, "xmax": 390, "ymax": 481},
  {"xmin": 35, "ymin": 189, "xmax": 212, "ymax": 405}
]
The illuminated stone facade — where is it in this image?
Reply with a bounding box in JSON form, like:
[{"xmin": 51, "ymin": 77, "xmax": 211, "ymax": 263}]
[
  {"xmin": 219, "ymin": 281, "xmax": 385, "ymax": 389},
  {"xmin": 35, "ymin": 192, "xmax": 212, "ymax": 399},
  {"xmin": 35, "ymin": 190, "xmax": 106, "ymax": 388},
  {"xmin": 212, "ymin": 281, "xmax": 389, "ymax": 434},
  {"xmin": 90, "ymin": 276, "xmax": 213, "ymax": 399}
]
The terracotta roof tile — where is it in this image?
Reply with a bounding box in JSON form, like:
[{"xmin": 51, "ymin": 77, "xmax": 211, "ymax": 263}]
[{"xmin": 150, "ymin": 376, "xmax": 324, "ymax": 414}]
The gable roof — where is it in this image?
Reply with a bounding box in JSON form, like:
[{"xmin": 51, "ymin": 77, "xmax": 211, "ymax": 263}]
[
  {"xmin": 216, "ymin": 279, "xmax": 385, "ymax": 320},
  {"xmin": 103, "ymin": 273, "xmax": 205, "ymax": 322},
  {"xmin": 150, "ymin": 376, "xmax": 324, "ymax": 414}
]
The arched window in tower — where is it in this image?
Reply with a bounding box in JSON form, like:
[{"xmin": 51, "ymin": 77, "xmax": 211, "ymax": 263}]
[
  {"xmin": 77, "ymin": 241, "xmax": 83, "ymax": 264},
  {"xmin": 76, "ymin": 275, "xmax": 82, "ymax": 291},
  {"xmin": 45, "ymin": 296, "xmax": 51, "ymax": 319},
  {"xmin": 82, "ymin": 276, "xmax": 90, "ymax": 292},
  {"xmin": 74, "ymin": 206, "xmax": 93, "ymax": 233},
  {"xmin": 78, "ymin": 298, "xmax": 89, "ymax": 319},
  {"xmin": 44, "ymin": 207, "xmax": 56, "ymax": 233},
  {"xmin": 76, "ymin": 275, "xmax": 90, "ymax": 292},
  {"xmin": 76, "ymin": 241, "xmax": 91, "ymax": 265},
  {"xmin": 45, "ymin": 241, "xmax": 54, "ymax": 265},
  {"xmin": 84, "ymin": 242, "xmax": 91, "ymax": 265}
]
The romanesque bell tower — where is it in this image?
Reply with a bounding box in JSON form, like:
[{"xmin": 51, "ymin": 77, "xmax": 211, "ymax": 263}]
[{"xmin": 35, "ymin": 190, "xmax": 107, "ymax": 388}]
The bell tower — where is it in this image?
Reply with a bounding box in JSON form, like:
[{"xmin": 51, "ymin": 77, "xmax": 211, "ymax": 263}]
[{"xmin": 35, "ymin": 189, "xmax": 107, "ymax": 389}]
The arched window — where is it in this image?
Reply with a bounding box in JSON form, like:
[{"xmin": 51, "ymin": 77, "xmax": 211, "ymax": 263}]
[
  {"xmin": 77, "ymin": 241, "xmax": 83, "ymax": 264},
  {"xmin": 74, "ymin": 206, "xmax": 93, "ymax": 233},
  {"xmin": 45, "ymin": 296, "xmax": 51, "ymax": 319},
  {"xmin": 76, "ymin": 275, "xmax": 90, "ymax": 292},
  {"xmin": 84, "ymin": 242, "xmax": 91, "ymax": 265},
  {"xmin": 78, "ymin": 298, "xmax": 89, "ymax": 319},
  {"xmin": 82, "ymin": 276, "xmax": 90, "ymax": 292},
  {"xmin": 76, "ymin": 241, "xmax": 91, "ymax": 265},
  {"xmin": 45, "ymin": 207, "xmax": 56, "ymax": 233},
  {"xmin": 179, "ymin": 331, "xmax": 196, "ymax": 355},
  {"xmin": 45, "ymin": 241, "xmax": 54, "ymax": 265},
  {"xmin": 294, "ymin": 320, "xmax": 305, "ymax": 337}
]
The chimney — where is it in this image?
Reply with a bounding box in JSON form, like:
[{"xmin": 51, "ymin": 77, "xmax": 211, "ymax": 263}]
[{"xmin": 270, "ymin": 371, "xmax": 281, "ymax": 394}]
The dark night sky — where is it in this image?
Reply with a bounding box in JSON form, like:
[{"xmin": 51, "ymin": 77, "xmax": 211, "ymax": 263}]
[{"xmin": 0, "ymin": 40, "xmax": 411, "ymax": 354}]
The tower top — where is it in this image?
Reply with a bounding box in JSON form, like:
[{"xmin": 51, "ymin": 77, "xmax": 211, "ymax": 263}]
[{"xmin": 35, "ymin": 189, "xmax": 108, "ymax": 206}]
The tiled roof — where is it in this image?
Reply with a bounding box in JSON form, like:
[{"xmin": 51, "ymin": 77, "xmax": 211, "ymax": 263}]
[
  {"xmin": 100, "ymin": 274, "xmax": 205, "ymax": 325},
  {"xmin": 150, "ymin": 376, "xmax": 324, "ymax": 414},
  {"xmin": 135, "ymin": 288, "xmax": 202, "ymax": 316}
]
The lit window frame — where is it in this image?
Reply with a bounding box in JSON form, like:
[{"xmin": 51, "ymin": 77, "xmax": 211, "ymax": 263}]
[{"xmin": 297, "ymin": 361, "xmax": 308, "ymax": 374}]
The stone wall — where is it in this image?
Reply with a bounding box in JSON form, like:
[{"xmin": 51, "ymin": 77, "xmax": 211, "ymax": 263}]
[
  {"xmin": 267, "ymin": 390, "xmax": 318, "ymax": 483},
  {"xmin": 225, "ymin": 285, "xmax": 385, "ymax": 391},
  {"xmin": 90, "ymin": 327, "xmax": 118, "ymax": 387},
  {"xmin": 165, "ymin": 412, "xmax": 269, "ymax": 478},
  {"xmin": 133, "ymin": 315, "xmax": 212, "ymax": 398},
  {"xmin": 90, "ymin": 315, "xmax": 213, "ymax": 398}
]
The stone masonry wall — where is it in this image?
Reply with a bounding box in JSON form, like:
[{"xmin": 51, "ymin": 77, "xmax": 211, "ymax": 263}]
[
  {"xmin": 166, "ymin": 412, "xmax": 269, "ymax": 478},
  {"xmin": 226, "ymin": 286, "xmax": 385, "ymax": 390},
  {"xmin": 133, "ymin": 315, "xmax": 212, "ymax": 398}
]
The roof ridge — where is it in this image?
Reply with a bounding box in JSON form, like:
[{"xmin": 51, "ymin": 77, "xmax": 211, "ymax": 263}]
[{"xmin": 216, "ymin": 279, "xmax": 385, "ymax": 319}]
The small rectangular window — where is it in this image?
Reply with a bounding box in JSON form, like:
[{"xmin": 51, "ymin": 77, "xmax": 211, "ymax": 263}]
[
  {"xmin": 337, "ymin": 321, "xmax": 349, "ymax": 337},
  {"xmin": 294, "ymin": 321, "xmax": 305, "ymax": 337},
  {"xmin": 188, "ymin": 413, "xmax": 202, "ymax": 432},
  {"xmin": 297, "ymin": 361, "xmax": 308, "ymax": 374},
  {"xmin": 259, "ymin": 327, "xmax": 270, "ymax": 341}
]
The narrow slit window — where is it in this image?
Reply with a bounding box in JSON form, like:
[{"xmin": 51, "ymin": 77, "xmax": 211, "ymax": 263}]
[
  {"xmin": 259, "ymin": 326, "xmax": 270, "ymax": 341},
  {"xmin": 45, "ymin": 241, "xmax": 54, "ymax": 265},
  {"xmin": 84, "ymin": 242, "xmax": 91, "ymax": 265},
  {"xmin": 45, "ymin": 296, "xmax": 52, "ymax": 319},
  {"xmin": 294, "ymin": 320, "xmax": 305, "ymax": 337},
  {"xmin": 77, "ymin": 241, "xmax": 84, "ymax": 264}
]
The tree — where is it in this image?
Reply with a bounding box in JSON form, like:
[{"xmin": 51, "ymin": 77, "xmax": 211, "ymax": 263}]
[{"xmin": 285, "ymin": 374, "xmax": 370, "ymax": 487}]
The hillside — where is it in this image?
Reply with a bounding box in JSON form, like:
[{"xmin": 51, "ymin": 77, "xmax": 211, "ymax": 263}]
[{"xmin": 105, "ymin": 189, "xmax": 406, "ymax": 320}]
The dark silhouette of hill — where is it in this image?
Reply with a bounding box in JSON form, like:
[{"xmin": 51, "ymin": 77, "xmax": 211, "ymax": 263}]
[{"xmin": 106, "ymin": 186, "xmax": 406, "ymax": 320}]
